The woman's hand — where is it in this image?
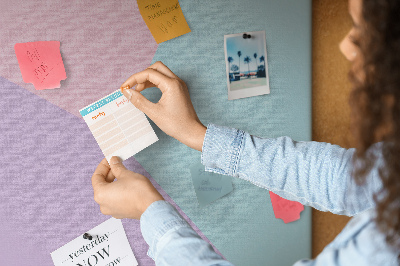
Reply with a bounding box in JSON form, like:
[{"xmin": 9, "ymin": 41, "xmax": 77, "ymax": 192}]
[
  {"xmin": 120, "ymin": 61, "xmax": 206, "ymax": 152},
  {"xmin": 91, "ymin": 157, "xmax": 164, "ymax": 219}
]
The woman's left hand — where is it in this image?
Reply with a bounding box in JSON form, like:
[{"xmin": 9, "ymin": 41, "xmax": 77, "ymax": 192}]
[{"xmin": 91, "ymin": 157, "xmax": 164, "ymax": 219}]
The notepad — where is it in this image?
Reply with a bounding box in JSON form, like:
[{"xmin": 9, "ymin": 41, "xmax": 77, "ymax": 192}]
[{"xmin": 79, "ymin": 90, "xmax": 158, "ymax": 162}]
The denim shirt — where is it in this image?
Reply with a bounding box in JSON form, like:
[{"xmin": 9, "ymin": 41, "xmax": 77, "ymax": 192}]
[{"xmin": 140, "ymin": 124, "xmax": 399, "ymax": 265}]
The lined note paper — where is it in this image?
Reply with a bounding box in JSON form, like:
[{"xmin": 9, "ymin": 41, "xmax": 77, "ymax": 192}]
[
  {"xmin": 14, "ymin": 41, "xmax": 66, "ymax": 90},
  {"xmin": 80, "ymin": 90, "xmax": 158, "ymax": 162}
]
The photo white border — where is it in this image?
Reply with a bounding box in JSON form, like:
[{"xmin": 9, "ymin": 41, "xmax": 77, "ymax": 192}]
[{"xmin": 224, "ymin": 30, "xmax": 270, "ymax": 100}]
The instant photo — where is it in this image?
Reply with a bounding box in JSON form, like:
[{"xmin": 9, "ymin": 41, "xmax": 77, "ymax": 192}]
[{"xmin": 224, "ymin": 31, "xmax": 270, "ymax": 100}]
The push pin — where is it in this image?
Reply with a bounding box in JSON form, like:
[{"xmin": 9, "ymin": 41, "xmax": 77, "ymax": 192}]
[
  {"xmin": 243, "ymin": 33, "xmax": 251, "ymax": 39},
  {"xmin": 83, "ymin": 233, "xmax": 94, "ymax": 240},
  {"xmin": 120, "ymin": 85, "xmax": 130, "ymax": 92}
]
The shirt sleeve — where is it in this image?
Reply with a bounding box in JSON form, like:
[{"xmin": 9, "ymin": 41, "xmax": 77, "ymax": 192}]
[
  {"xmin": 140, "ymin": 200, "xmax": 235, "ymax": 266},
  {"xmin": 201, "ymin": 124, "xmax": 383, "ymax": 216}
]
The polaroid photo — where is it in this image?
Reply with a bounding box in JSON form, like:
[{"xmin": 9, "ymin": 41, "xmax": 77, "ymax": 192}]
[{"xmin": 224, "ymin": 30, "xmax": 270, "ymax": 100}]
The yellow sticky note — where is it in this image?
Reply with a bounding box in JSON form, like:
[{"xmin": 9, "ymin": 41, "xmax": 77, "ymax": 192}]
[{"xmin": 137, "ymin": 0, "xmax": 191, "ymax": 44}]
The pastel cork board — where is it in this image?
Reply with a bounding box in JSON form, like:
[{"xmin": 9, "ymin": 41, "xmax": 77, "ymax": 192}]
[
  {"xmin": 0, "ymin": 77, "xmax": 223, "ymax": 265},
  {"xmin": 133, "ymin": 0, "xmax": 312, "ymax": 265}
]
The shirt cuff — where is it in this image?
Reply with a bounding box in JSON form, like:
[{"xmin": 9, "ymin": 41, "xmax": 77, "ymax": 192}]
[
  {"xmin": 201, "ymin": 124, "xmax": 245, "ymax": 176},
  {"xmin": 140, "ymin": 200, "xmax": 190, "ymax": 260}
]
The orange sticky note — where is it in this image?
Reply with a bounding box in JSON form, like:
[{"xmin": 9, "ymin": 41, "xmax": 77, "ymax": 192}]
[
  {"xmin": 14, "ymin": 41, "xmax": 67, "ymax": 90},
  {"xmin": 269, "ymin": 191, "xmax": 304, "ymax": 224},
  {"xmin": 137, "ymin": 0, "xmax": 191, "ymax": 43}
]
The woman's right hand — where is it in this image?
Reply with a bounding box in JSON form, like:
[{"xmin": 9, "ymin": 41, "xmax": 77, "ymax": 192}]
[{"xmin": 120, "ymin": 61, "xmax": 207, "ymax": 152}]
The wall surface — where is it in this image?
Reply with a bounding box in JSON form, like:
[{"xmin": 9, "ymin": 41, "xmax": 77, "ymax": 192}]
[{"xmin": 312, "ymin": 0, "xmax": 353, "ymax": 257}]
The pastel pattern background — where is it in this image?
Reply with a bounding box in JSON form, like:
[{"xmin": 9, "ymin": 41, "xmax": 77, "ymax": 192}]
[
  {"xmin": 0, "ymin": 0, "xmax": 158, "ymax": 117},
  {"xmin": 0, "ymin": 0, "xmax": 312, "ymax": 265},
  {"xmin": 135, "ymin": 0, "xmax": 312, "ymax": 265},
  {"xmin": 0, "ymin": 77, "xmax": 223, "ymax": 265},
  {"xmin": 0, "ymin": 0, "xmax": 222, "ymax": 264}
]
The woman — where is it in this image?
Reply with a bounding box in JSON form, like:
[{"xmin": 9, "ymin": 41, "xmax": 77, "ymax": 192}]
[{"xmin": 91, "ymin": 0, "xmax": 400, "ymax": 264}]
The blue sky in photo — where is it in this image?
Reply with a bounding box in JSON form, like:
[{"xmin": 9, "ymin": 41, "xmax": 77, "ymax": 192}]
[{"xmin": 226, "ymin": 32, "xmax": 266, "ymax": 73}]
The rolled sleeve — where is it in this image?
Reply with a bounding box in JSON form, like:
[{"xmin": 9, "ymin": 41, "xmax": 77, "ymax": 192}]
[{"xmin": 201, "ymin": 123, "xmax": 245, "ymax": 176}]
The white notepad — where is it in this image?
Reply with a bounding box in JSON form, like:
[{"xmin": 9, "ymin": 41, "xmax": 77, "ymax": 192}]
[{"xmin": 79, "ymin": 89, "xmax": 158, "ymax": 162}]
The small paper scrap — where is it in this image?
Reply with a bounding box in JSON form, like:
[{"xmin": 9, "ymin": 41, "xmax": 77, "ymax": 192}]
[
  {"xmin": 79, "ymin": 89, "xmax": 158, "ymax": 162},
  {"xmin": 269, "ymin": 191, "xmax": 304, "ymax": 223},
  {"xmin": 190, "ymin": 162, "xmax": 233, "ymax": 207},
  {"xmin": 14, "ymin": 41, "xmax": 67, "ymax": 90},
  {"xmin": 51, "ymin": 218, "xmax": 138, "ymax": 266},
  {"xmin": 137, "ymin": 0, "xmax": 191, "ymax": 43}
]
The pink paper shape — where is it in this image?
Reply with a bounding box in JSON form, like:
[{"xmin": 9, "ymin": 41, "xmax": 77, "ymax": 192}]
[
  {"xmin": 269, "ymin": 191, "xmax": 304, "ymax": 223},
  {"xmin": 14, "ymin": 41, "xmax": 66, "ymax": 90}
]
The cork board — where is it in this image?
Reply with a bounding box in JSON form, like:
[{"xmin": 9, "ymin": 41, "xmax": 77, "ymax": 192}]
[{"xmin": 312, "ymin": 0, "xmax": 353, "ymax": 257}]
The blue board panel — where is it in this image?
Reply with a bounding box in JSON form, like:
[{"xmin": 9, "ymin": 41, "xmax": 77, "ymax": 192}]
[{"xmin": 135, "ymin": 0, "xmax": 312, "ymax": 265}]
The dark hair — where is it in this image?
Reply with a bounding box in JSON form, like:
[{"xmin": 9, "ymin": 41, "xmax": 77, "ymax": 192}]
[{"xmin": 350, "ymin": 0, "xmax": 400, "ymax": 252}]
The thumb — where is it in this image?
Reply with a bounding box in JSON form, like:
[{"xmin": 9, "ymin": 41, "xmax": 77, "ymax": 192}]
[
  {"xmin": 123, "ymin": 89, "xmax": 155, "ymax": 115},
  {"xmin": 109, "ymin": 156, "xmax": 128, "ymax": 178}
]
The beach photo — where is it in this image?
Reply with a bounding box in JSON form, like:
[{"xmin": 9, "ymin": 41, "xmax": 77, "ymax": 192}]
[{"xmin": 224, "ymin": 31, "xmax": 270, "ymax": 100}]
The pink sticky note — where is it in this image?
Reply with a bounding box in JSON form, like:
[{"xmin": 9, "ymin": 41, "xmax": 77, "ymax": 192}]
[
  {"xmin": 269, "ymin": 191, "xmax": 304, "ymax": 223},
  {"xmin": 14, "ymin": 41, "xmax": 67, "ymax": 90}
]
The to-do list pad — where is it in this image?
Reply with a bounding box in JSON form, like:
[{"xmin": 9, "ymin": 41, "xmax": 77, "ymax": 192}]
[{"xmin": 80, "ymin": 90, "xmax": 158, "ymax": 162}]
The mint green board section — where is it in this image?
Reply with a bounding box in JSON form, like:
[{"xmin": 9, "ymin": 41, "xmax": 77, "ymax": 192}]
[{"xmin": 135, "ymin": 0, "xmax": 312, "ymax": 265}]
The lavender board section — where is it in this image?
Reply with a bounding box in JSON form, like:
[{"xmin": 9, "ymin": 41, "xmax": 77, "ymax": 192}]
[
  {"xmin": 0, "ymin": 0, "xmax": 158, "ymax": 118},
  {"xmin": 0, "ymin": 77, "xmax": 222, "ymax": 265}
]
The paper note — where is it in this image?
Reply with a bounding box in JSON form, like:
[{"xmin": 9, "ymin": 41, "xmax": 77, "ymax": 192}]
[
  {"xmin": 137, "ymin": 0, "xmax": 191, "ymax": 43},
  {"xmin": 269, "ymin": 191, "xmax": 304, "ymax": 224},
  {"xmin": 190, "ymin": 162, "xmax": 233, "ymax": 207},
  {"xmin": 51, "ymin": 218, "xmax": 137, "ymax": 266},
  {"xmin": 79, "ymin": 90, "xmax": 158, "ymax": 162},
  {"xmin": 14, "ymin": 41, "xmax": 67, "ymax": 90}
]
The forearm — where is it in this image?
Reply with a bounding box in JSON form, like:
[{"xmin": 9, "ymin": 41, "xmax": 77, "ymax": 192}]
[
  {"xmin": 140, "ymin": 200, "xmax": 233, "ymax": 265},
  {"xmin": 201, "ymin": 124, "xmax": 380, "ymax": 216}
]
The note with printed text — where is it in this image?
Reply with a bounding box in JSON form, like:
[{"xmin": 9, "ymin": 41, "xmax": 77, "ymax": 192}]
[
  {"xmin": 51, "ymin": 218, "xmax": 137, "ymax": 266},
  {"xmin": 79, "ymin": 90, "xmax": 158, "ymax": 162},
  {"xmin": 14, "ymin": 41, "xmax": 67, "ymax": 90},
  {"xmin": 137, "ymin": 0, "xmax": 191, "ymax": 43}
]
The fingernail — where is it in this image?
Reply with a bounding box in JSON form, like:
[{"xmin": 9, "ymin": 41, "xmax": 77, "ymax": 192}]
[
  {"xmin": 110, "ymin": 156, "xmax": 122, "ymax": 165},
  {"xmin": 124, "ymin": 89, "xmax": 133, "ymax": 100}
]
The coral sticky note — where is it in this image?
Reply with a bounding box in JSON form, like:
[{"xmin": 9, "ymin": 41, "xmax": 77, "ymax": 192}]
[
  {"xmin": 269, "ymin": 191, "xmax": 304, "ymax": 224},
  {"xmin": 14, "ymin": 41, "xmax": 67, "ymax": 90},
  {"xmin": 137, "ymin": 0, "xmax": 191, "ymax": 43}
]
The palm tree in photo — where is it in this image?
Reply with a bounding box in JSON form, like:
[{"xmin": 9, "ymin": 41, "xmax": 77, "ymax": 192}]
[
  {"xmin": 237, "ymin": 51, "xmax": 242, "ymax": 77},
  {"xmin": 228, "ymin": 56, "xmax": 233, "ymax": 73},
  {"xmin": 231, "ymin": 64, "xmax": 239, "ymax": 73},
  {"xmin": 253, "ymin": 53, "xmax": 258, "ymax": 73},
  {"xmin": 260, "ymin": 55, "xmax": 265, "ymax": 71},
  {"xmin": 244, "ymin": 56, "xmax": 251, "ymax": 78}
]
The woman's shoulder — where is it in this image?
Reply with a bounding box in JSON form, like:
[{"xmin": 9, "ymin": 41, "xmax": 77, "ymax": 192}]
[{"xmin": 322, "ymin": 209, "xmax": 399, "ymax": 265}]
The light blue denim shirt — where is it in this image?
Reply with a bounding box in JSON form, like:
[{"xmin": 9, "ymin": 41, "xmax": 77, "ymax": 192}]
[{"xmin": 140, "ymin": 124, "xmax": 399, "ymax": 265}]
